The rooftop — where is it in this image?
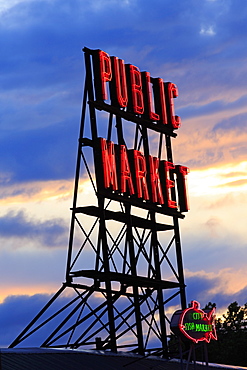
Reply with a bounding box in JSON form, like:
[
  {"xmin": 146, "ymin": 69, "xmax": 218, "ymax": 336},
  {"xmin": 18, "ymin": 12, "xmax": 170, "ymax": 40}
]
[{"xmin": 1, "ymin": 348, "xmax": 247, "ymax": 370}]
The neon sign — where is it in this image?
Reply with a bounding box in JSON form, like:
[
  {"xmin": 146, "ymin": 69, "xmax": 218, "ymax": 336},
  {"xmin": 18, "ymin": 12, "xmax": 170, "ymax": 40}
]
[
  {"xmin": 89, "ymin": 48, "xmax": 190, "ymax": 215},
  {"xmin": 92, "ymin": 49, "xmax": 181, "ymax": 129},
  {"xmin": 170, "ymin": 301, "xmax": 217, "ymax": 343},
  {"xmin": 98, "ymin": 138, "xmax": 189, "ymax": 212}
]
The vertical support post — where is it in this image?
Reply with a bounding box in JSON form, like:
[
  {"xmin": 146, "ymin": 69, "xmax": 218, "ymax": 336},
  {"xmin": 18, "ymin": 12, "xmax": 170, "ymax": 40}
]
[
  {"xmin": 65, "ymin": 74, "xmax": 88, "ymax": 283},
  {"xmin": 141, "ymin": 125, "xmax": 168, "ymax": 357},
  {"xmin": 98, "ymin": 196, "xmax": 117, "ymax": 352},
  {"xmin": 203, "ymin": 342, "xmax": 209, "ymax": 370},
  {"xmin": 178, "ymin": 337, "xmax": 184, "ymax": 370},
  {"xmin": 150, "ymin": 212, "xmax": 169, "ymax": 358},
  {"xmin": 185, "ymin": 343, "xmax": 193, "ymax": 370},
  {"xmin": 165, "ymin": 134, "xmax": 186, "ymax": 309},
  {"xmin": 173, "ymin": 216, "xmax": 186, "ymax": 309},
  {"xmin": 125, "ymin": 203, "xmax": 144, "ymax": 355}
]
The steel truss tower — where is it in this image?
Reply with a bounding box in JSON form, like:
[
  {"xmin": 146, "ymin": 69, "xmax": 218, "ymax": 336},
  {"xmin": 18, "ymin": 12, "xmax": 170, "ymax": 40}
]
[{"xmin": 10, "ymin": 47, "xmax": 187, "ymax": 357}]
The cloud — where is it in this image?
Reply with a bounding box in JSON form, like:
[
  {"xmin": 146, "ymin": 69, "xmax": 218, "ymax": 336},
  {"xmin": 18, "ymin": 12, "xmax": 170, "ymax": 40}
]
[
  {"xmin": 0, "ymin": 0, "xmax": 31, "ymax": 14},
  {"xmin": 185, "ymin": 268, "xmax": 247, "ymax": 313},
  {"xmin": 0, "ymin": 293, "xmax": 70, "ymax": 347},
  {"xmin": 0, "ymin": 121, "xmax": 78, "ymax": 183},
  {"xmin": 0, "ymin": 246, "xmax": 67, "ymax": 303},
  {"xmin": 1, "ymin": 0, "xmax": 247, "ymax": 185},
  {"xmin": 180, "ymin": 191, "xmax": 247, "ymax": 274},
  {"xmin": 174, "ymin": 118, "xmax": 247, "ymax": 170},
  {"xmin": 0, "ymin": 210, "xmax": 68, "ymax": 248},
  {"xmin": 0, "ymin": 179, "xmax": 73, "ymax": 204},
  {"xmin": 217, "ymin": 179, "xmax": 247, "ymax": 188},
  {"xmin": 1, "ymin": 272, "xmax": 246, "ymax": 347},
  {"xmin": 213, "ymin": 111, "xmax": 247, "ymax": 132},
  {"xmin": 200, "ymin": 25, "xmax": 216, "ymax": 36}
]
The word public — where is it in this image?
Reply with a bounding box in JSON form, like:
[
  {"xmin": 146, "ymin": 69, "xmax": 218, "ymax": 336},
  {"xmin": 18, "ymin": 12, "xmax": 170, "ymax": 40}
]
[
  {"xmin": 98, "ymin": 138, "xmax": 189, "ymax": 212},
  {"xmin": 92, "ymin": 49, "xmax": 181, "ymax": 129}
]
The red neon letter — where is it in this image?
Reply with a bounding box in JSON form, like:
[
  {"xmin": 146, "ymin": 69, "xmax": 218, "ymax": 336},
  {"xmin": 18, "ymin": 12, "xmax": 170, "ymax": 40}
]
[
  {"xmin": 100, "ymin": 138, "xmax": 118, "ymax": 190},
  {"xmin": 142, "ymin": 72, "xmax": 159, "ymax": 121},
  {"xmin": 132, "ymin": 150, "xmax": 149, "ymax": 200},
  {"xmin": 160, "ymin": 161, "xmax": 177, "ymax": 208},
  {"xmin": 111, "ymin": 56, "xmax": 128, "ymax": 107},
  {"xmin": 149, "ymin": 156, "xmax": 164, "ymax": 204},
  {"xmin": 98, "ymin": 50, "xmax": 112, "ymax": 100},
  {"xmin": 126, "ymin": 64, "xmax": 144, "ymax": 114},
  {"xmin": 176, "ymin": 165, "xmax": 190, "ymax": 212},
  {"xmin": 165, "ymin": 82, "xmax": 181, "ymax": 129},
  {"xmin": 120, "ymin": 145, "xmax": 135, "ymax": 195},
  {"xmin": 153, "ymin": 78, "xmax": 168, "ymax": 125}
]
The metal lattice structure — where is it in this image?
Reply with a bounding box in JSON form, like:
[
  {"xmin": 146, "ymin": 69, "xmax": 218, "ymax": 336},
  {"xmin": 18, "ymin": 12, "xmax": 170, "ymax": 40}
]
[{"xmin": 10, "ymin": 47, "xmax": 187, "ymax": 357}]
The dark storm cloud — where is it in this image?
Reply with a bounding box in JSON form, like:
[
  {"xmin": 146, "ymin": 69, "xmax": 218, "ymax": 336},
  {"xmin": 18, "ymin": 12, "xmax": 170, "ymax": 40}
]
[{"xmin": 0, "ymin": 211, "xmax": 68, "ymax": 248}]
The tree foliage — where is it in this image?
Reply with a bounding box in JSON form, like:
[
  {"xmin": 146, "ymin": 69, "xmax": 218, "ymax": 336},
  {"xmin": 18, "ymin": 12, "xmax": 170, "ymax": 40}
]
[{"xmin": 206, "ymin": 301, "xmax": 247, "ymax": 366}]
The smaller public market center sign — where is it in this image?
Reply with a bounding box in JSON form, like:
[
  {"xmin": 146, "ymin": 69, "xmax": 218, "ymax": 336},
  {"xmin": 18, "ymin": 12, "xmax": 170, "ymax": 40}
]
[{"xmin": 170, "ymin": 301, "xmax": 217, "ymax": 343}]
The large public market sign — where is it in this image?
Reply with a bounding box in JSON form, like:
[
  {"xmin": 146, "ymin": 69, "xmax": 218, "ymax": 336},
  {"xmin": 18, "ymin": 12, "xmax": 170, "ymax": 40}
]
[{"xmin": 90, "ymin": 48, "xmax": 189, "ymax": 214}]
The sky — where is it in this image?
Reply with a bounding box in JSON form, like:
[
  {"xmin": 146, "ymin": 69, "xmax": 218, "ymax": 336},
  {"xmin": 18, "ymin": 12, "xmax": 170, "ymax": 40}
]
[{"xmin": 0, "ymin": 0, "xmax": 247, "ymax": 347}]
